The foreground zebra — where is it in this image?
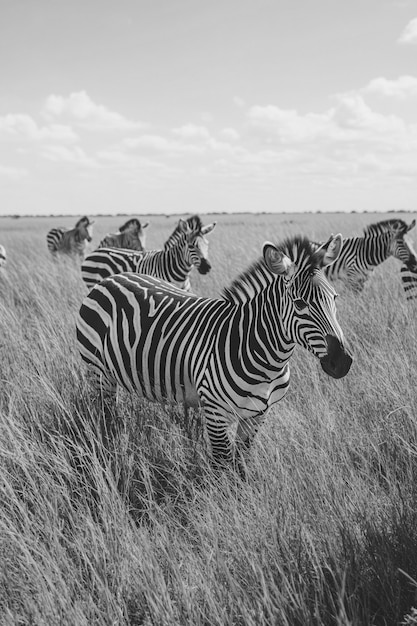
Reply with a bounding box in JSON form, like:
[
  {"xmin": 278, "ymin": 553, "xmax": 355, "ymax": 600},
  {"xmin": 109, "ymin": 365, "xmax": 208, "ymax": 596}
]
[
  {"xmin": 98, "ymin": 218, "xmax": 149, "ymax": 251},
  {"xmin": 314, "ymin": 218, "xmax": 417, "ymax": 291},
  {"xmin": 81, "ymin": 215, "xmax": 216, "ymax": 290},
  {"xmin": 76, "ymin": 234, "xmax": 352, "ymax": 468},
  {"xmin": 0, "ymin": 245, "xmax": 6, "ymax": 267},
  {"xmin": 47, "ymin": 216, "xmax": 94, "ymax": 259}
]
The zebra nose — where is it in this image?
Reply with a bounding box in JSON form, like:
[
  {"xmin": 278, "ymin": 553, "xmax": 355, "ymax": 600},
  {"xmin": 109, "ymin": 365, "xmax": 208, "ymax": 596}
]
[
  {"xmin": 198, "ymin": 258, "xmax": 211, "ymax": 275},
  {"xmin": 320, "ymin": 335, "xmax": 353, "ymax": 379}
]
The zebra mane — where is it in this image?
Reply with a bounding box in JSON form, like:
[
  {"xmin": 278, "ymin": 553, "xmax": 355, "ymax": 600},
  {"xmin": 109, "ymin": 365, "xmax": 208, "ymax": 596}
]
[
  {"xmin": 164, "ymin": 215, "xmax": 203, "ymax": 248},
  {"xmin": 364, "ymin": 219, "xmax": 407, "ymax": 236},
  {"xmin": 75, "ymin": 216, "xmax": 91, "ymax": 229},
  {"xmin": 223, "ymin": 236, "xmax": 317, "ymax": 302},
  {"xmin": 119, "ymin": 218, "xmax": 140, "ymax": 232}
]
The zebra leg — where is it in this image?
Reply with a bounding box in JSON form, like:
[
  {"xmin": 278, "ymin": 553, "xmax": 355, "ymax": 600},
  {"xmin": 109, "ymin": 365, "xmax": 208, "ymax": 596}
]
[
  {"xmin": 347, "ymin": 267, "xmax": 370, "ymax": 291},
  {"xmin": 235, "ymin": 416, "xmax": 264, "ymax": 478},
  {"xmin": 87, "ymin": 368, "xmax": 118, "ymax": 444},
  {"xmin": 204, "ymin": 408, "xmax": 234, "ymax": 467}
]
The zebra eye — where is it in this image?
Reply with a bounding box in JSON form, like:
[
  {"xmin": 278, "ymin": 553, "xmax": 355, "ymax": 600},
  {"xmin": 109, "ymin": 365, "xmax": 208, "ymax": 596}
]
[{"xmin": 293, "ymin": 298, "xmax": 308, "ymax": 312}]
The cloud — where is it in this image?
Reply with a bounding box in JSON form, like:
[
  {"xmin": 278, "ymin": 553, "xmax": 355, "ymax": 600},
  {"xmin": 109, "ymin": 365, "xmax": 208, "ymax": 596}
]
[
  {"xmin": 0, "ymin": 114, "xmax": 78, "ymax": 142},
  {"xmin": 42, "ymin": 91, "xmax": 145, "ymax": 132},
  {"xmin": 40, "ymin": 144, "xmax": 97, "ymax": 167},
  {"xmin": 0, "ymin": 164, "xmax": 28, "ymax": 181},
  {"xmin": 398, "ymin": 17, "xmax": 417, "ymax": 43},
  {"xmin": 363, "ymin": 75, "xmax": 417, "ymax": 98},
  {"xmin": 172, "ymin": 124, "xmax": 211, "ymax": 141},
  {"xmin": 246, "ymin": 94, "xmax": 405, "ymax": 145}
]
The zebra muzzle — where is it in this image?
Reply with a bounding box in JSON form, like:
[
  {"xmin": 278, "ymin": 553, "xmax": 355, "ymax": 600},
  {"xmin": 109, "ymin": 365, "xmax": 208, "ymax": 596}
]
[
  {"xmin": 198, "ymin": 258, "xmax": 211, "ymax": 275},
  {"xmin": 320, "ymin": 335, "xmax": 352, "ymax": 379}
]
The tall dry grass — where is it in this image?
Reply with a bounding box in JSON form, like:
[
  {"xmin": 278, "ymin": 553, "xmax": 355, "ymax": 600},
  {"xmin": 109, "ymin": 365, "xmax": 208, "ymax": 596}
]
[{"xmin": 0, "ymin": 213, "xmax": 417, "ymax": 625}]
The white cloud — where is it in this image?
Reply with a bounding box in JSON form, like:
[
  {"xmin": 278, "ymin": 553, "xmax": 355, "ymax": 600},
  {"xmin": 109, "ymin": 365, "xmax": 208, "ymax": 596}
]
[
  {"xmin": 40, "ymin": 144, "xmax": 97, "ymax": 167},
  {"xmin": 172, "ymin": 124, "xmax": 211, "ymax": 141},
  {"xmin": 220, "ymin": 127, "xmax": 240, "ymax": 141},
  {"xmin": 0, "ymin": 114, "xmax": 78, "ymax": 142},
  {"xmin": 363, "ymin": 75, "xmax": 417, "ymax": 98},
  {"xmin": 42, "ymin": 91, "xmax": 145, "ymax": 132},
  {"xmin": 331, "ymin": 94, "xmax": 404, "ymax": 134},
  {"xmin": 398, "ymin": 17, "xmax": 417, "ymax": 43},
  {"xmin": 0, "ymin": 164, "xmax": 28, "ymax": 180}
]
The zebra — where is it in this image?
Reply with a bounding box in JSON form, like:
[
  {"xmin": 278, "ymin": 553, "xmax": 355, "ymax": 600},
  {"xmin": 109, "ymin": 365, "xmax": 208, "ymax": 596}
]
[
  {"xmin": 313, "ymin": 219, "xmax": 417, "ymax": 291},
  {"xmin": 47, "ymin": 216, "xmax": 94, "ymax": 260},
  {"xmin": 81, "ymin": 215, "xmax": 216, "ymax": 290},
  {"xmin": 0, "ymin": 245, "xmax": 6, "ymax": 267},
  {"xmin": 163, "ymin": 215, "xmax": 216, "ymax": 291},
  {"xmin": 76, "ymin": 234, "xmax": 352, "ymax": 469},
  {"xmin": 98, "ymin": 218, "xmax": 149, "ymax": 251}
]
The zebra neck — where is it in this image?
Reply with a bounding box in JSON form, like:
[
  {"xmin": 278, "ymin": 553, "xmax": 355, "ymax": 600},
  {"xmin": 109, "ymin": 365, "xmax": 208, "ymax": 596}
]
[
  {"xmin": 225, "ymin": 299, "xmax": 295, "ymax": 370},
  {"xmin": 363, "ymin": 232, "xmax": 391, "ymax": 266},
  {"xmin": 162, "ymin": 242, "xmax": 193, "ymax": 281}
]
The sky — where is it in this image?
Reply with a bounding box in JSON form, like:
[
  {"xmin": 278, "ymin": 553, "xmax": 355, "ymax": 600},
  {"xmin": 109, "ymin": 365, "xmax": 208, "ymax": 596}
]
[{"xmin": 1, "ymin": 0, "xmax": 417, "ymax": 216}]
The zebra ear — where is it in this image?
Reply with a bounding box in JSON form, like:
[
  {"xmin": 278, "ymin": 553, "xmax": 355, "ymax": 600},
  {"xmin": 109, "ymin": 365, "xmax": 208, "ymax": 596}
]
[
  {"xmin": 407, "ymin": 219, "xmax": 416, "ymax": 232},
  {"xmin": 263, "ymin": 242, "xmax": 294, "ymax": 276},
  {"xmin": 315, "ymin": 233, "xmax": 343, "ymax": 268},
  {"xmin": 201, "ymin": 222, "xmax": 217, "ymax": 236},
  {"xmin": 178, "ymin": 219, "xmax": 189, "ymax": 233}
]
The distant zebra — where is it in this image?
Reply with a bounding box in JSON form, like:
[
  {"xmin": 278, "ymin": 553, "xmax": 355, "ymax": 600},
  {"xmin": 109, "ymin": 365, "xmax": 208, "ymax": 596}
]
[
  {"xmin": 0, "ymin": 245, "xmax": 6, "ymax": 267},
  {"xmin": 47, "ymin": 216, "xmax": 94, "ymax": 260},
  {"xmin": 313, "ymin": 219, "xmax": 417, "ymax": 291},
  {"xmin": 98, "ymin": 218, "xmax": 149, "ymax": 251},
  {"xmin": 81, "ymin": 215, "xmax": 216, "ymax": 290},
  {"xmin": 76, "ymin": 234, "xmax": 352, "ymax": 468},
  {"xmin": 163, "ymin": 215, "xmax": 216, "ymax": 291}
]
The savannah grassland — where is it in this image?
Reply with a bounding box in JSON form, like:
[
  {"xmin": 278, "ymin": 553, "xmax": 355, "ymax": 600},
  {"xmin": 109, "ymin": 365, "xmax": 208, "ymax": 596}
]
[{"xmin": 1, "ymin": 211, "xmax": 417, "ymax": 626}]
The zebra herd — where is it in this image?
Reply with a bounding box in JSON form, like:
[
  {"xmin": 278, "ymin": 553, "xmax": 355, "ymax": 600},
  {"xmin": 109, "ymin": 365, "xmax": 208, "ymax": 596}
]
[{"xmin": 2, "ymin": 213, "xmax": 410, "ymax": 472}]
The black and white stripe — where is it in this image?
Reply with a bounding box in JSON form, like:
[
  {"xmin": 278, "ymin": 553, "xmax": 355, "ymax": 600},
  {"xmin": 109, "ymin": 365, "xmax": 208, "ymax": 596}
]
[
  {"xmin": 81, "ymin": 215, "xmax": 216, "ymax": 290},
  {"xmin": 313, "ymin": 219, "xmax": 417, "ymax": 292},
  {"xmin": 400, "ymin": 266, "xmax": 417, "ymax": 300},
  {"xmin": 47, "ymin": 216, "xmax": 94, "ymax": 259},
  {"xmin": 98, "ymin": 218, "xmax": 149, "ymax": 251},
  {"xmin": 0, "ymin": 245, "xmax": 6, "ymax": 267},
  {"xmin": 76, "ymin": 234, "xmax": 352, "ymax": 466}
]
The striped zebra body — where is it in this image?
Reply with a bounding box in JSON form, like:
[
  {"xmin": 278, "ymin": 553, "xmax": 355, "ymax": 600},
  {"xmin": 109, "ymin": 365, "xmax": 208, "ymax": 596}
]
[
  {"xmin": 99, "ymin": 218, "xmax": 149, "ymax": 251},
  {"xmin": 47, "ymin": 216, "xmax": 94, "ymax": 260},
  {"xmin": 81, "ymin": 216, "xmax": 215, "ymax": 290},
  {"xmin": 0, "ymin": 245, "xmax": 6, "ymax": 267},
  {"xmin": 316, "ymin": 219, "xmax": 417, "ymax": 291},
  {"xmin": 400, "ymin": 266, "xmax": 417, "ymax": 300},
  {"xmin": 77, "ymin": 234, "xmax": 352, "ymax": 466}
]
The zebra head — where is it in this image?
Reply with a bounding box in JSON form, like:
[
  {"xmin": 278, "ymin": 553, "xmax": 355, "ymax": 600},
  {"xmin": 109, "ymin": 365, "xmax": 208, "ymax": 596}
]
[
  {"xmin": 264, "ymin": 234, "xmax": 352, "ymax": 379},
  {"xmin": 76, "ymin": 216, "xmax": 94, "ymax": 243},
  {"xmin": 389, "ymin": 219, "xmax": 417, "ymax": 271},
  {"xmin": 119, "ymin": 217, "xmax": 149, "ymax": 247},
  {"xmin": 177, "ymin": 217, "xmax": 217, "ymax": 275}
]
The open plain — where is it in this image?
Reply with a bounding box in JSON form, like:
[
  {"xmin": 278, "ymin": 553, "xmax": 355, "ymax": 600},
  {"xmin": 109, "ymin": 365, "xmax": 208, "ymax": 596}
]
[{"xmin": 1, "ymin": 211, "xmax": 417, "ymax": 625}]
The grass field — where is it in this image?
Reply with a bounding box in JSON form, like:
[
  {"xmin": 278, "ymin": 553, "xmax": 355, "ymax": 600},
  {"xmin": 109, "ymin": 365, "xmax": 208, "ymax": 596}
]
[{"xmin": 1, "ymin": 211, "xmax": 417, "ymax": 625}]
